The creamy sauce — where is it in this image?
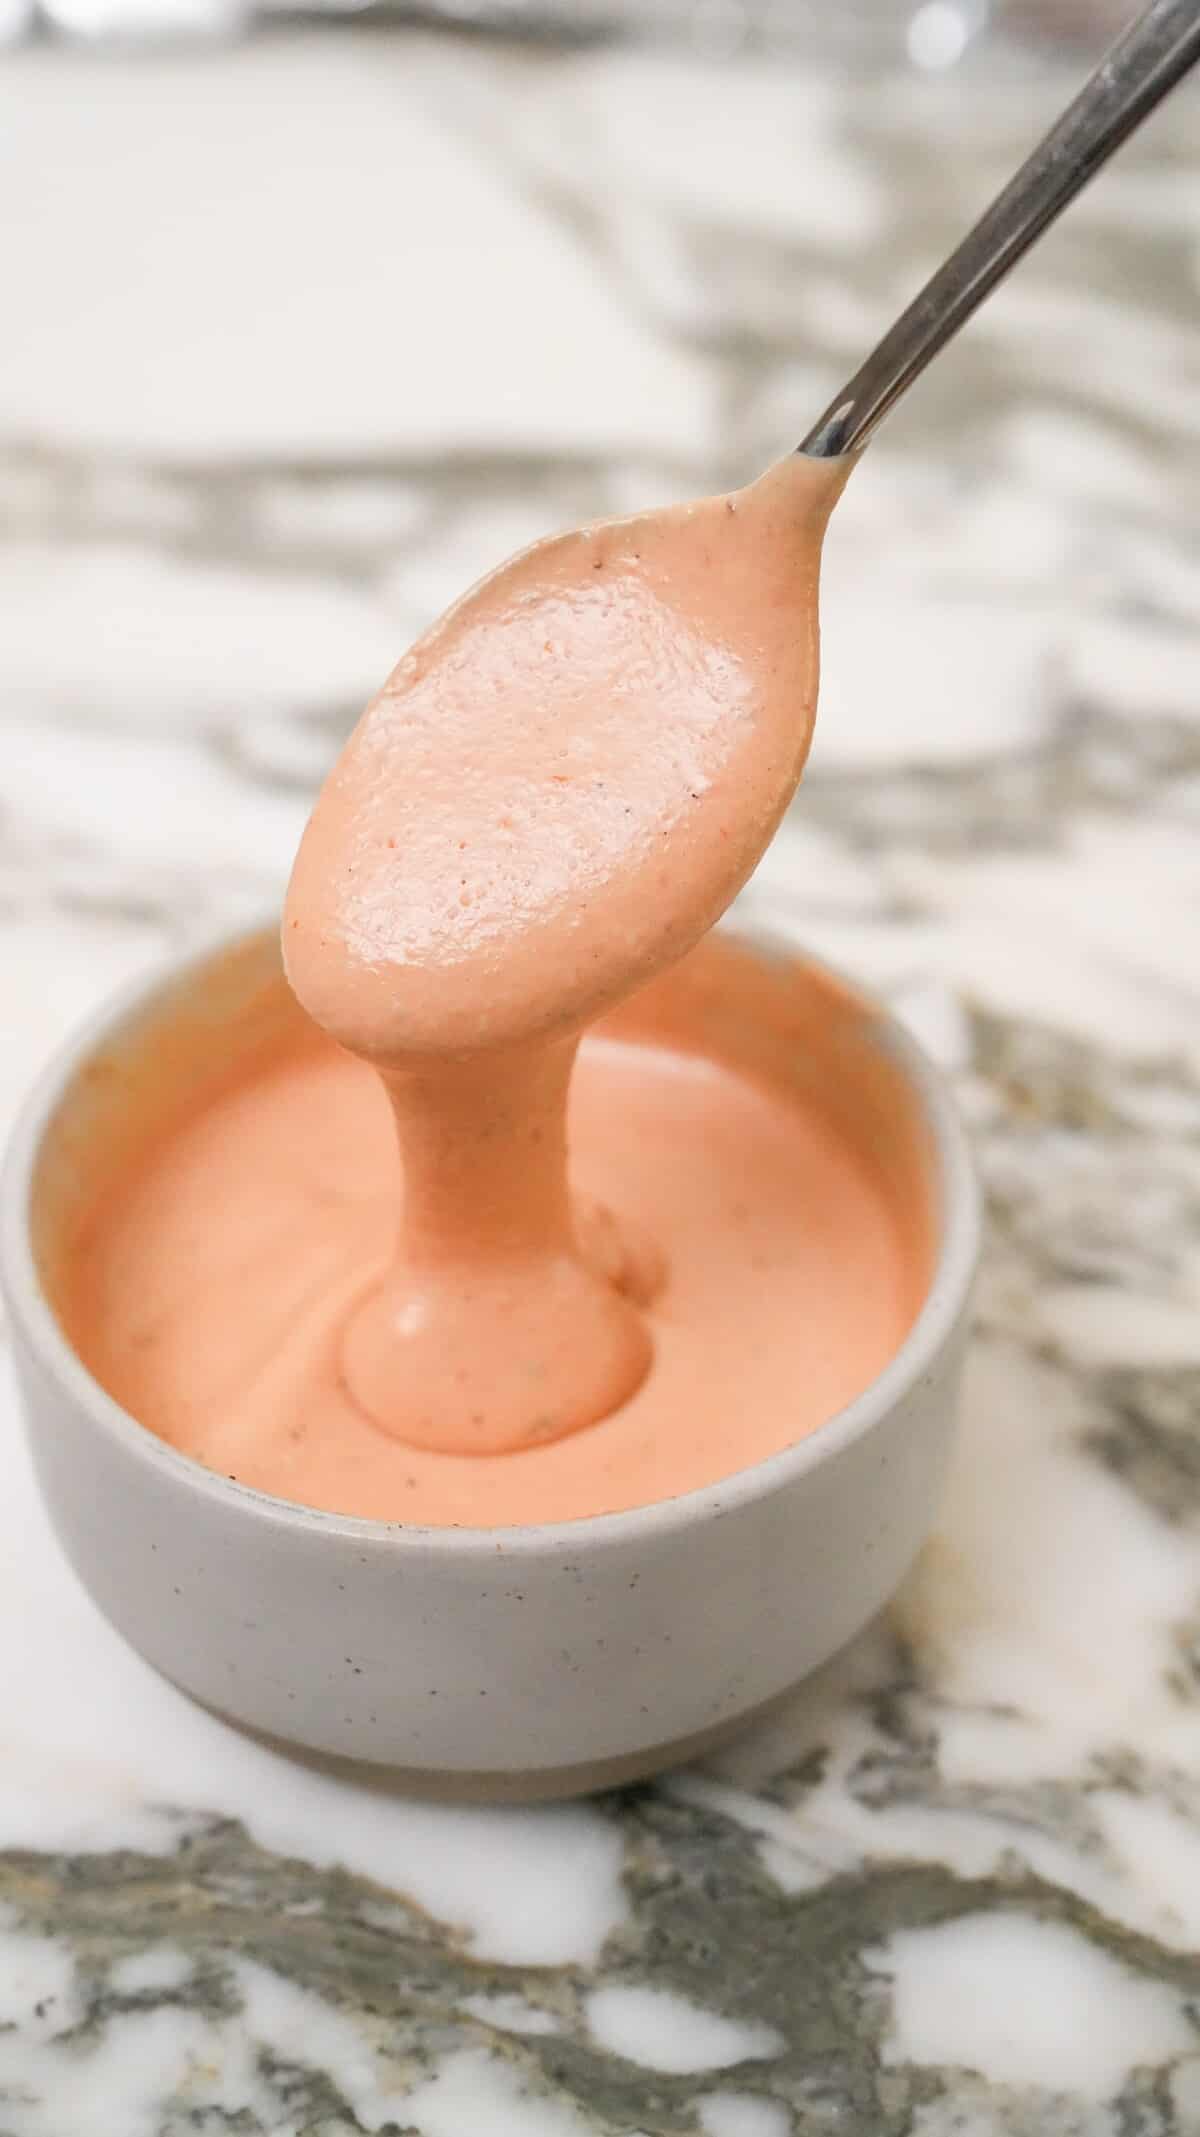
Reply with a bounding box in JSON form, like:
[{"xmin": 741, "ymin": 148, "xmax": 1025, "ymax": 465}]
[
  {"xmin": 58, "ymin": 449, "xmax": 933, "ymax": 1525},
  {"xmin": 283, "ymin": 453, "xmax": 849, "ymax": 1456},
  {"xmin": 63, "ymin": 945, "xmax": 925, "ymax": 1526}
]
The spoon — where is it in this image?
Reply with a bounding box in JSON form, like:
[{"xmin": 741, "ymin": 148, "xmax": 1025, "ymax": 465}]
[{"xmin": 799, "ymin": 0, "xmax": 1200, "ymax": 459}]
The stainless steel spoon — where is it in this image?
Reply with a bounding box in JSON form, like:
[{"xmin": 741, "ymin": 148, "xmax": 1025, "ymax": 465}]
[{"xmin": 799, "ymin": 0, "xmax": 1200, "ymax": 459}]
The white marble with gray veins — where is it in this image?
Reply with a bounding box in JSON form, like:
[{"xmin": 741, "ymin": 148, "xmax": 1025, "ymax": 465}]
[{"xmin": 1, "ymin": 21, "xmax": 1198, "ymax": 2135}]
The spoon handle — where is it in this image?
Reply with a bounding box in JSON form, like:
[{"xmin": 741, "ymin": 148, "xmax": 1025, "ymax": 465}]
[{"xmin": 799, "ymin": 0, "xmax": 1200, "ymax": 458}]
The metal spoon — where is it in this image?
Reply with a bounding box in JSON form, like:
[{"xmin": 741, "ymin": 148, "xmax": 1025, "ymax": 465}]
[{"xmin": 799, "ymin": 0, "xmax": 1200, "ymax": 459}]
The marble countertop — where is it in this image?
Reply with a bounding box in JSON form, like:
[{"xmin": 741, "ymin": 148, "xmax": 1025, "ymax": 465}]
[{"xmin": 2, "ymin": 21, "xmax": 1200, "ymax": 2134}]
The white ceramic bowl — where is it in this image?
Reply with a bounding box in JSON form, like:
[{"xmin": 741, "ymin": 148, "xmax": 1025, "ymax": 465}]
[{"xmin": 1, "ymin": 923, "xmax": 979, "ymax": 1801}]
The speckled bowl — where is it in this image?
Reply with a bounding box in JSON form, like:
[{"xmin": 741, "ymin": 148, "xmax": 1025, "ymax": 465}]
[{"xmin": 1, "ymin": 922, "xmax": 979, "ymax": 1802}]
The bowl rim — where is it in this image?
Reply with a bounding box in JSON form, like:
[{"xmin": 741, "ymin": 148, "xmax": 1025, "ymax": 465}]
[{"xmin": 0, "ymin": 916, "xmax": 981, "ymax": 1561}]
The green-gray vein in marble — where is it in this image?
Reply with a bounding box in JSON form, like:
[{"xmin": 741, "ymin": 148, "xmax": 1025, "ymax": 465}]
[{"xmin": 2, "ymin": 1791, "xmax": 1198, "ymax": 2136}]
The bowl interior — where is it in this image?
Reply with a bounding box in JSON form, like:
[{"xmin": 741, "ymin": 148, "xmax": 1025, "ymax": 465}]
[{"xmin": 29, "ymin": 927, "xmax": 941, "ymax": 1354}]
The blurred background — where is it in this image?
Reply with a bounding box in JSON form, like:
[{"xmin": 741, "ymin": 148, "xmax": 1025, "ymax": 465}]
[
  {"xmin": 0, "ymin": 0, "xmax": 1196, "ymax": 1123},
  {"xmin": 0, "ymin": 1, "xmax": 1141, "ymax": 52}
]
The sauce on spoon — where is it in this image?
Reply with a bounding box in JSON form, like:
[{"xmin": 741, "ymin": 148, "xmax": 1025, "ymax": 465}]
[{"xmin": 283, "ymin": 454, "xmax": 849, "ymax": 1456}]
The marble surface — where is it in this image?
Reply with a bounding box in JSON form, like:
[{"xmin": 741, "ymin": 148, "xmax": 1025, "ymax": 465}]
[{"xmin": 2, "ymin": 21, "xmax": 1200, "ymax": 2134}]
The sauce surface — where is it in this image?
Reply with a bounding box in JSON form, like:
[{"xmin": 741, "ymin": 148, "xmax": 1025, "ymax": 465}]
[{"xmin": 65, "ymin": 998, "xmax": 922, "ymax": 1526}]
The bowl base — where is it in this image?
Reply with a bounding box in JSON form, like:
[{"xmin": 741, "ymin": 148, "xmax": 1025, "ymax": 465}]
[{"xmin": 203, "ymin": 1686, "xmax": 798, "ymax": 1805}]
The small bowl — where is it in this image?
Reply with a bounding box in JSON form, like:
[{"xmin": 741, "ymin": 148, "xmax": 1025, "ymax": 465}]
[{"xmin": 1, "ymin": 923, "xmax": 979, "ymax": 1802}]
